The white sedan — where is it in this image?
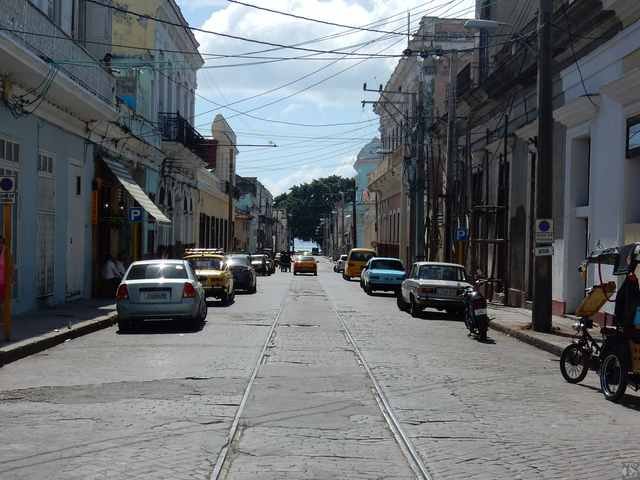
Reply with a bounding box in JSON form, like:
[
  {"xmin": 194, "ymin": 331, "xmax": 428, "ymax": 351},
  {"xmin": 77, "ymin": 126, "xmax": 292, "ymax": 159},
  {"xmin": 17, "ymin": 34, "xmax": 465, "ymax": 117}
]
[
  {"xmin": 116, "ymin": 259, "xmax": 208, "ymax": 331},
  {"xmin": 397, "ymin": 262, "xmax": 472, "ymax": 318}
]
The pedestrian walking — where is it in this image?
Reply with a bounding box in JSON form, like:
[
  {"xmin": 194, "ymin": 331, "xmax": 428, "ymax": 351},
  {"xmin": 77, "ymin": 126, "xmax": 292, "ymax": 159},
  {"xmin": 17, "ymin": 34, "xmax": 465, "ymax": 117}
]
[
  {"xmin": 115, "ymin": 253, "xmax": 127, "ymax": 278},
  {"xmin": 102, "ymin": 254, "xmax": 120, "ymax": 297}
]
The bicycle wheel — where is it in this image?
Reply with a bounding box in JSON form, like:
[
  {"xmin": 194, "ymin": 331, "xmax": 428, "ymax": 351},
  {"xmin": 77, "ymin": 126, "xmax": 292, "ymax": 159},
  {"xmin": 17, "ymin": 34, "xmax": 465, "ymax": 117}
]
[
  {"xmin": 560, "ymin": 344, "xmax": 589, "ymax": 384},
  {"xmin": 600, "ymin": 351, "xmax": 628, "ymax": 402}
]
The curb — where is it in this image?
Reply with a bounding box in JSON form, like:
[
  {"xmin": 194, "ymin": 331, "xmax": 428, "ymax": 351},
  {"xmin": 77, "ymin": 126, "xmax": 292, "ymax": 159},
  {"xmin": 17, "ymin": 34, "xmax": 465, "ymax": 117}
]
[
  {"xmin": 489, "ymin": 320, "xmax": 564, "ymax": 357},
  {"xmin": 0, "ymin": 313, "xmax": 118, "ymax": 367}
]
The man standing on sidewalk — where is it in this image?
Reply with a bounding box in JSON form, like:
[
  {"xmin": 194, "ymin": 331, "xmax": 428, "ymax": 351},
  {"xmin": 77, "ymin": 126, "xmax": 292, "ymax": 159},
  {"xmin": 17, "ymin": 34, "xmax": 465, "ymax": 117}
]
[{"xmin": 102, "ymin": 254, "xmax": 120, "ymax": 297}]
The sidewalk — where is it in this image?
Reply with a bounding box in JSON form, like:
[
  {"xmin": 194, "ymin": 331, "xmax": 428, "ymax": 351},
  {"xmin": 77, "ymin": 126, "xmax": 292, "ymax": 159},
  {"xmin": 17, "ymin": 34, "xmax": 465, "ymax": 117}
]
[
  {"xmin": 0, "ymin": 299, "xmax": 117, "ymax": 367},
  {"xmin": 488, "ymin": 304, "xmax": 577, "ymax": 356}
]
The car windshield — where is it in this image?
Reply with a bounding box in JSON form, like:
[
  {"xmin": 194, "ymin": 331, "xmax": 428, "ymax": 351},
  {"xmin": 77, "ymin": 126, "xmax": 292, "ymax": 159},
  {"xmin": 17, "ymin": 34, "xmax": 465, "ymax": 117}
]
[
  {"xmin": 370, "ymin": 260, "xmax": 404, "ymax": 271},
  {"xmin": 251, "ymin": 255, "xmax": 264, "ymax": 261},
  {"xmin": 227, "ymin": 256, "xmax": 250, "ymax": 266},
  {"xmin": 126, "ymin": 263, "xmax": 188, "ymax": 280},
  {"xmin": 417, "ymin": 265, "xmax": 466, "ymax": 281},
  {"xmin": 340, "ymin": 255, "xmax": 347, "ymax": 261},
  {"xmin": 299, "ymin": 256, "xmax": 314, "ymax": 261},
  {"xmin": 188, "ymin": 258, "xmax": 224, "ymax": 270},
  {"xmin": 350, "ymin": 251, "xmax": 375, "ymax": 262}
]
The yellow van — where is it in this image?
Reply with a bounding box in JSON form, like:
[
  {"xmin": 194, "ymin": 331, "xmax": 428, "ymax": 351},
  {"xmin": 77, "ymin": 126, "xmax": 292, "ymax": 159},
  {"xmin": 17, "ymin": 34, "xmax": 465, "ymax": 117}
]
[{"xmin": 343, "ymin": 248, "xmax": 377, "ymax": 280}]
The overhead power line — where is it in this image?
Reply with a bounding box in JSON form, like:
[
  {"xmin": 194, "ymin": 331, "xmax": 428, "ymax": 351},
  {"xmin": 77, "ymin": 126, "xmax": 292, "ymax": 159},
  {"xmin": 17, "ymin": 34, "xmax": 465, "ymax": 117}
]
[
  {"xmin": 226, "ymin": 0, "xmax": 496, "ymax": 40},
  {"xmin": 85, "ymin": 0, "xmax": 404, "ymax": 58}
]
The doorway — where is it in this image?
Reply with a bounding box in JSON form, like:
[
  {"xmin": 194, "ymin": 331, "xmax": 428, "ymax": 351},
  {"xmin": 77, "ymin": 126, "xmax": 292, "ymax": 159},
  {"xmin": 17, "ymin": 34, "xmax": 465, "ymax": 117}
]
[{"xmin": 66, "ymin": 162, "xmax": 84, "ymax": 299}]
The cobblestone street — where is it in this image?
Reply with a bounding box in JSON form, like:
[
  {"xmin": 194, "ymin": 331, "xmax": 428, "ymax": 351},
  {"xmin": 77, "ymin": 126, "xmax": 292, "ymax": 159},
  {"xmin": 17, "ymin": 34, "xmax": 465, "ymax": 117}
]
[{"xmin": 1, "ymin": 260, "xmax": 639, "ymax": 479}]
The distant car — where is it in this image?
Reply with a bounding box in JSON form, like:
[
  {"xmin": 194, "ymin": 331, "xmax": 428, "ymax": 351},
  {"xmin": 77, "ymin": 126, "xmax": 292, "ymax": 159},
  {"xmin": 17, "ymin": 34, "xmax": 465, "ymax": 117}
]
[
  {"xmin": 184, "ymin": 252, "xmax": 235, "ymax": 304},
  {"xmin": 360, "ymin": 257, "xmax": 406, "ymax": 295},
  {"xmin": 397, "ymin": 262, "xmax": 472, "ymax": 318},
  {"xmin": 312, "ymin": 247, "xmax": 319, "ymax": 256},
  {"xmin": 116, "ymin": 260, "xmax": 207, "ymax": 331},
  {"xmin": 333, "ymin": 254, "xmax": 347, "ymax": 273},
  {"xmin": 293, "ymin": 255, "xmax": 317, "ymax": 275},
  {"xmin": 251, "ymin": 254, "xmax": 269, "ymax": 275},
  {"xmin": 343, "ymin": 248, "xmax": 377, "ymax": 280},
  {"xmin": 226, "ymin": 254, "xmax": 257, "ymax": 293}
]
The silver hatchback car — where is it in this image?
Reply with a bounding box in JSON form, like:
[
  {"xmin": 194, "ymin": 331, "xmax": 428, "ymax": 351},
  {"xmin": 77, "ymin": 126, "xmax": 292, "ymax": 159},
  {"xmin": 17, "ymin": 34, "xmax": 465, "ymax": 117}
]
[{"xmin": 116, "ymin": 259, "xmax": 207, "ymax": 331}]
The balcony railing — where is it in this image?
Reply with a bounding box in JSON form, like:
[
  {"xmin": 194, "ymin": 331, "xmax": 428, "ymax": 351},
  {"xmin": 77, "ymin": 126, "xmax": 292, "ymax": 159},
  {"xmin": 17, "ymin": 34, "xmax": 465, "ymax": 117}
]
[
  {"xmin": 159, "ymin": 111, "xmax": 208, "ymax": 157},
  {"xmin": 1, "ymin": 0, "xmax": 115, "ymax": 104}
]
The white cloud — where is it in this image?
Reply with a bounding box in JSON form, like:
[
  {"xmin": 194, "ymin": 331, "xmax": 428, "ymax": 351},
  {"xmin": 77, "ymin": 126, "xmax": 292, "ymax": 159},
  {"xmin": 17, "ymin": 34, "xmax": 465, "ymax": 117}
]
[{"xmin": 189, "ymin": 0, "xmax": 475, "ymax": 194}]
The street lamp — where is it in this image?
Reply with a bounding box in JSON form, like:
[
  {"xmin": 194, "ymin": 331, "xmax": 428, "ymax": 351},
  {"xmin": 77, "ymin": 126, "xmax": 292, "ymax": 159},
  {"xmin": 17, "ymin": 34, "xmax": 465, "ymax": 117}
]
[{"xmin": 463, "ymin": 19, "xmax": 511, "ymax": 30}]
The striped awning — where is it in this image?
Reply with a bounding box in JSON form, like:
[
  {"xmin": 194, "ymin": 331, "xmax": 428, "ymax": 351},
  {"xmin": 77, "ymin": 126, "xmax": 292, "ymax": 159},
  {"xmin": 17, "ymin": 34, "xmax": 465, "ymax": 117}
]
[{"xmin": 102, "ymin": 156, "xmax": 171, "ymax": 224}]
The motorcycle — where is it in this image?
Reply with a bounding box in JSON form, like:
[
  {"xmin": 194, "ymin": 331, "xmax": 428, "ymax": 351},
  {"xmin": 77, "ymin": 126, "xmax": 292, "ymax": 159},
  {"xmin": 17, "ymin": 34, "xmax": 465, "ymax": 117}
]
[{"xmin": 462, "ymin": 284, "xmax": 489, "ymax": 341}]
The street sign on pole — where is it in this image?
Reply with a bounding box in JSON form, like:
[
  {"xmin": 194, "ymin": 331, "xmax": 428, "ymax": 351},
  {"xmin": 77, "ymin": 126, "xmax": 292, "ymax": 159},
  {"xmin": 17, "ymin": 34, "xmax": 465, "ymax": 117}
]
[
  {"xmin": 455, "ymin": 227, "xmax": 469, "ymax": 242},
  {"xmin": 0, "ymin": 176, "xmax": 16, "ymax": 204},
  {"xmin": 535, "ymin": 218, "xmax": 553, "ymax": 244},
  {"xmin": 128, "ymin": 207, "xmax": 143, "ymax": 223}
]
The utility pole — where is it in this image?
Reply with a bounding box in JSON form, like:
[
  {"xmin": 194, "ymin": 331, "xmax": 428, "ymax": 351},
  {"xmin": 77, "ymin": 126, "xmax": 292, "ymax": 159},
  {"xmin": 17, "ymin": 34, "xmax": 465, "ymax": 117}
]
[
  {"xmin": 444, "ymin": 52, "xmax": 458, "ymax": 263},
  {"xmin": 227, "ymin": 159, "xmax": 234, "ymax": 251},
  {"xmin": 533, "ymin": 0, "xmax": 553, "ymax": 332},
  {"xmin": 415, "ymin": 79, "xmax": 426, "ymax": 261}
]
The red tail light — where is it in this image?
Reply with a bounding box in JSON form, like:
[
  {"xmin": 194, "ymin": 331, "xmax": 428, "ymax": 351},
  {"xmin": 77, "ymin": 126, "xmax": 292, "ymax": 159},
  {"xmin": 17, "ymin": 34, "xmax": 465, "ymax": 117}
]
[
  {"xmin": 183, "ymin": 282, "xmax": 196, "ymax": 298},
  {"xmin": 116, "ymin": 284, "xmax": 129, "ymax": 300}
]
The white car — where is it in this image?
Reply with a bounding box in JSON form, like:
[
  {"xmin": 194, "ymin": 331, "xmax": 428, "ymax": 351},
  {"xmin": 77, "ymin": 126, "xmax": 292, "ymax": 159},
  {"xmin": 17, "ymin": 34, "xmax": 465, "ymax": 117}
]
[
  {"xmin": 333, "ymin": 254, "xmax": 348, "ymax": 273},
  {"xmin": 116, "ymin": 260, "xmax": 207, "ymax": 331},
  {"xmin": 397, "ymin": 262, "xmax": 472, "ymax": 318}
]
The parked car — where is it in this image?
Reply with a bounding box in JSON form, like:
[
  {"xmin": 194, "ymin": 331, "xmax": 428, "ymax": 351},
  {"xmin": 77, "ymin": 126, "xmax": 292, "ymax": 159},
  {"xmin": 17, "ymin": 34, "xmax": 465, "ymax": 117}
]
[
  {"xmin": 333, "ymin": 254, "xmax": 347, "ymax": 272},
  {"xmin": 226, "ymin": 254, "xmax": 257, "ymax": 293},
  {"xmin": 293, "ymin": 255, "xmax": 318, "ymax": 275},
  {"xmin": 251, "ymin": 254, "xmax": 269, "ymax": 275},
  {"xmin": 184, "ymin": 251, "xmax": 235, "ymax": 304},
  {"xmin": 397, "ymin": 262, "xmax": 472, "ymax": 318},
  {"xmin": 360, "ymin": 257, "xmax": 406, "ymax": 295},
  {"xmin": 116, "ymin": 260, "xmax": 207, "ymax": 331},
  {"xmin": 343, "ymin": 248, "xmax": 377, "ymax": 280}
]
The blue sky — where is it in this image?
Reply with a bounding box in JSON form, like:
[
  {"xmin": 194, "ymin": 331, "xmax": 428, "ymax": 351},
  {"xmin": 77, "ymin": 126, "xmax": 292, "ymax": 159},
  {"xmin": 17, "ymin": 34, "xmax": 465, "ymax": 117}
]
[{"xmin": 176, "ymin": 0, "xmax": 476, "ymax": 196}]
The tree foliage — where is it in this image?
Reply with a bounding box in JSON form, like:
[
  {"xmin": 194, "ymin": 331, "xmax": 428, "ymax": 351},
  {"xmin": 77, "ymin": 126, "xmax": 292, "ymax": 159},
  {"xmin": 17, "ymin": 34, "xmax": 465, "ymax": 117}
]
[{"xmin": 274, "ymin": 175, "xmax": 355, "ymax": 242}]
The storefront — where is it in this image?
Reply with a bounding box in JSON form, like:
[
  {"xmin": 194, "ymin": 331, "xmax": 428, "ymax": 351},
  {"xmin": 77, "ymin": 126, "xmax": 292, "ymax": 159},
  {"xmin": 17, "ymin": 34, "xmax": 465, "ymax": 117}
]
[{"xmin": 92, "ymin": 152, "xmax": 171, "ymax": 296}]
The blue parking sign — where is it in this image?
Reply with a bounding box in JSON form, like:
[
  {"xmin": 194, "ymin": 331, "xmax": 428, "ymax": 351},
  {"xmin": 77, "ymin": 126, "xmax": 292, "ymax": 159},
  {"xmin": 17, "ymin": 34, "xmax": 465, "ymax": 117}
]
[
  {"xmin": 455, "ymin": 227, "xmax": 469, "ymax": 241},
  {"xmin": 128, "ymin": 207, "xmax": 143, "ymax": 222}
]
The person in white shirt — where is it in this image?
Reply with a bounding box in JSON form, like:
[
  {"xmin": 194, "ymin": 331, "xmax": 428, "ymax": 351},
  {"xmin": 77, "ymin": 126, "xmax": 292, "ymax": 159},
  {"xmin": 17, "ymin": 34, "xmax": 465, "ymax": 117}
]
[
  {"xmin": 102, "ymin": 254, "xmax": 120, "ymax": 297},
  {"xmin": 115, "ymin": 253, "xmax": 127, "ymax": 279}
]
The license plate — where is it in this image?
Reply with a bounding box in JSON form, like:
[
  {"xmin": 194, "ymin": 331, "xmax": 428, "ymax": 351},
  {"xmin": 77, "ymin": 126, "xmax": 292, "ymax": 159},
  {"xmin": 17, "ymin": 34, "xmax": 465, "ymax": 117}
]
[
  {"xmin": 143, "ymin": 291, "xmax": 169, "ymax": 301},
  {"xmin": 437, "ymin": 288, "xmax": 457, "ymax": 297}
]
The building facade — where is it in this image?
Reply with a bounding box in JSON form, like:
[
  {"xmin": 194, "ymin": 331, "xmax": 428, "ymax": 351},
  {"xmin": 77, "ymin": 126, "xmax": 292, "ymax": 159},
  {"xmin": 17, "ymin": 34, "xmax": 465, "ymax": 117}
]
[
  {"xmin": 0, "ymin": 0, "xmax": 119, "ymax": 312},
  {"xmin": 353, "ymin": 138, "xmax": 382, "ymax": 249},
  {"xmin": 453, "ymin": 0, "xmax": 637, "ymax": 315}
]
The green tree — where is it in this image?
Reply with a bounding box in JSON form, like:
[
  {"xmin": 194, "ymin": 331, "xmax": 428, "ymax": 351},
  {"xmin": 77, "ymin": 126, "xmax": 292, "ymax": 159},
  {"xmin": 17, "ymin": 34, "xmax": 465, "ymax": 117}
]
[{"xmin": 274, "ymin": 175, "xmax": 355, "ymax": 242}]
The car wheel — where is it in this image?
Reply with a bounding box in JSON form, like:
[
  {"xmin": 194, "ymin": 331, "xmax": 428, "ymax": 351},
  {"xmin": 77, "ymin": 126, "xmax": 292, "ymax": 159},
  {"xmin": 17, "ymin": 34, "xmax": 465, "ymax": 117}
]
[
  {"xmin": 117, "ymin": 317, "xmax": 131, "ymax": 332},
  {"xmin": 200, "ymin": 300, "xmax": 208, "ymax": 321},
  {"xmin": 250, "ymin": 281, "xmax": 257, "ymax": 294},
  {"xmin": 314, "ymin": 272, "xmax": 317, "ymax": 276},
  {"xmin": 365, "ymin": 284, "xmax": 373, "ymax": 295},
  {"xmin": 220, "ymin": 292, "xmax": 229, "ymax": 305},
  {"xmin": 410, "ymin": 296, "xmax": 421, "ymax": 318},
  {"xmin": 396, "ymin": 294, "xmax": 408, "ymax": 312}
]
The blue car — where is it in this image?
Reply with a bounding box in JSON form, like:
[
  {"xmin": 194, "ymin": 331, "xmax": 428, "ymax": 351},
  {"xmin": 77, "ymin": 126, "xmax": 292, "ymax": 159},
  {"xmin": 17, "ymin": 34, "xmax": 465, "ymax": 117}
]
[{"xmin": 360, "ymin": 257, "xmax": 406, "ymax": 295}]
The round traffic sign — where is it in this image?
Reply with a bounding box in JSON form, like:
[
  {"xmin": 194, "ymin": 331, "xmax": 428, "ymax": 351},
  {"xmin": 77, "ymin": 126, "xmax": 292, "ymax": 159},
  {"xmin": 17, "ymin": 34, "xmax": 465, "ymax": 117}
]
[
  {"xmin": 0, "ymin": 177, "xmax": 14, "ymax": 192},
  {"xmin": 538, "ymin": 220, "xmax": 550, "ymax": 232}
]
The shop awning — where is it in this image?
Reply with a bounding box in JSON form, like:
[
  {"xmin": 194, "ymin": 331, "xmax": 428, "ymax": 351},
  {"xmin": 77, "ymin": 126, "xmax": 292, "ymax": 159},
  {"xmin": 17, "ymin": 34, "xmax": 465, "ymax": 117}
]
[{"xmin": 102, "ymin": 156, "xmax": 171, "ymax": 224}]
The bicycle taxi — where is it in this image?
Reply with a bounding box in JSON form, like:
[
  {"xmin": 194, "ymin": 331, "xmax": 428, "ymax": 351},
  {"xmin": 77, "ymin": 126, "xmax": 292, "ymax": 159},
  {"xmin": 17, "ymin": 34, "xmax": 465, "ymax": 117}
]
[{"xmin": 562, "ymin": 243, "xmax": 640, "ymax": 402}]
